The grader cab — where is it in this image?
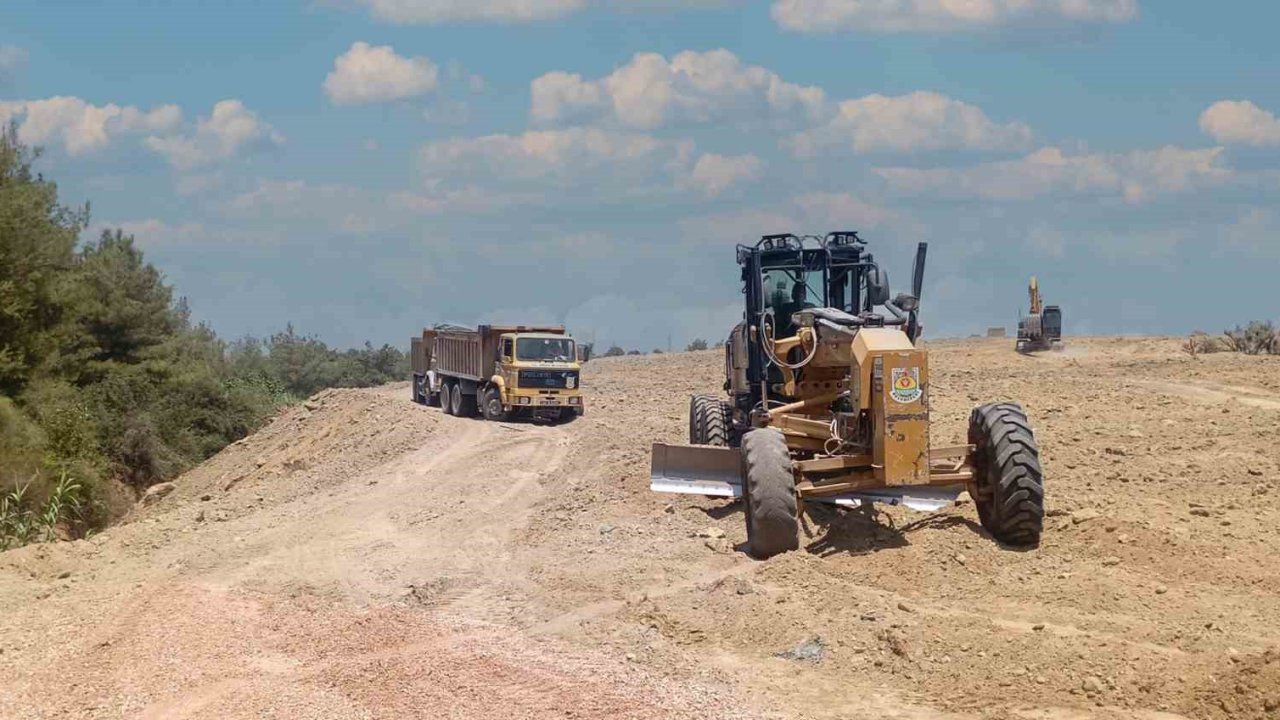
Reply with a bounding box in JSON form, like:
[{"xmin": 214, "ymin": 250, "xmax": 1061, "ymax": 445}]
[{"xmin": 651, "ymin": 232, "xmax": 1045, "ymax": 558}]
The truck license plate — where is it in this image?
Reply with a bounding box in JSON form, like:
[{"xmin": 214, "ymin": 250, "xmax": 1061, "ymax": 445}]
[{"xmin": 538, "ymin": 397, "xmax": 559, "ymax": 405}]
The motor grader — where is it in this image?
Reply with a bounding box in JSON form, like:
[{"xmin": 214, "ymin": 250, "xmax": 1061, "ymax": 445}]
[{"xmin": 651, "ymin": 232, "xmax": 1044, "ymax": 558}]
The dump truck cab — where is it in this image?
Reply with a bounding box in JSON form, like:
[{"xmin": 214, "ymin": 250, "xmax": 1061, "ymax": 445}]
[{"xmin": 494, "ymin": 331, "xmax": 584, "ymax": 416}]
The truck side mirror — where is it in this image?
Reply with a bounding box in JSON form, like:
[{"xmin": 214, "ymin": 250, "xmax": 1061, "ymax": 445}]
[{"xmin": 867, "ymin": 268, "xmax": 890, "ymax": 306}]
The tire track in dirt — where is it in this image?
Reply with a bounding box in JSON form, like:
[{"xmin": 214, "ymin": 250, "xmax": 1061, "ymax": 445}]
[{"xmin": 1134, "ymin": 379, "xmax": 1280, "ymax": 410}]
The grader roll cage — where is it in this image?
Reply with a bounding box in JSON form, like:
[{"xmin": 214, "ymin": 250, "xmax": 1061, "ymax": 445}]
[{"xmin": 651, "ymin": 232, "xmax": 1045, "ymax": 558}]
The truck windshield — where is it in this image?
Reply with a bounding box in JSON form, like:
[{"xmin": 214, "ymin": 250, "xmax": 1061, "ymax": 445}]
[{"xmin": 516, "ymin": 338, "xmax": 575, "ymax": 362}]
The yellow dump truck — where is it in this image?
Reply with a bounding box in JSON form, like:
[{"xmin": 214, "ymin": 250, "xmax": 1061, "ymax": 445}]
[{"xmin": 410, "ymin": 324, "xmax": 584, "ymax": 422}]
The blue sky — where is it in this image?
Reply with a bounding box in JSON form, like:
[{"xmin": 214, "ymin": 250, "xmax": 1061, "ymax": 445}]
[{"xmin": 3, "ymin": 0, "xmax": 1278, "ymax": 349}]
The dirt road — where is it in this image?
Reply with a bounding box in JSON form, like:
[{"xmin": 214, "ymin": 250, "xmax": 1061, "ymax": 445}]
[{"xmin": 2, "ymin": 338, "xmax": 1278, "ymax": 719}]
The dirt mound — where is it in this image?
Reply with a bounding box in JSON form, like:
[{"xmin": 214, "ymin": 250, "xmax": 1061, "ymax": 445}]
[{"xmin": 134, "ymin": 384, "xmax": 438, "ymax": 519}]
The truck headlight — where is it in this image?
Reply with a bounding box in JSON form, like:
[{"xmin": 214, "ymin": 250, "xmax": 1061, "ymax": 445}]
[
  {"xmin": 518, "ymin": 396, "xmax": 532, "ymax": 405},
  {"xmin": 569, "ymin": 396, "xmax": 581, "ymax": 405}
]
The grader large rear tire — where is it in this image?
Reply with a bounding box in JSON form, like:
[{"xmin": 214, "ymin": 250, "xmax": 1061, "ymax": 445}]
[
  {"xmin": 741, "ymin": 428, "xmax": 799, "ymax": 559},
  {"xmin": 968, "ymin": 403, "xmax": 1044, "ymax": 547}
]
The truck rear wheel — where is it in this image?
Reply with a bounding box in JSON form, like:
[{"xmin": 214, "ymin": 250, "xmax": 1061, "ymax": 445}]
[
  {"xmin": 442, "ymin": 381, "xmax": 456, "ymax": 416},
  {"xmin": 968, "ymin": 403, "xmax": 1044, "ymax": 547},
  {"xmin": 741, "ymin": 428, "xmax": 799, "ymax": 559},
  {"xmin": 481, "ymin": 387, "xmax": 506, "ymax": 421}
]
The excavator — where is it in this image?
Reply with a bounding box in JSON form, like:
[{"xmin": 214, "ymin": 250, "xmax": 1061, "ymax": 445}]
[{"xmin": 1016, "ymin": 276, "xmax": 1063, "ymax": 353}]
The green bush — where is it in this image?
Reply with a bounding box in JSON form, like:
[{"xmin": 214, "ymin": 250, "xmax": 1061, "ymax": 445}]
[{"xmin": 0, "ymin": 397, "xmax": 45, "ymax": 494}]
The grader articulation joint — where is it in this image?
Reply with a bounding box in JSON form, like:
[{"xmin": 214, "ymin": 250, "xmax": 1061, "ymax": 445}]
[{"xmin": 651, "ymin": 232, "xmax": 1045, "ymax": 558}]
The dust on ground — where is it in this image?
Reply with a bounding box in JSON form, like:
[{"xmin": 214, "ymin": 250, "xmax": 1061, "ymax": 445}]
[{"xmin": 2, "ymin": 337, "xmax": 1279, "ymax": 719}]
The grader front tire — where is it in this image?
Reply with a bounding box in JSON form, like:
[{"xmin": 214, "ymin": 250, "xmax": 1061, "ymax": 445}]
[
  {"xmin": 741, "ymin": 428, "xmax": 799, "ymax": 559},
  {"xmin": 968, "ymin": 403, "xmax": 1044, "ymax": 547}
]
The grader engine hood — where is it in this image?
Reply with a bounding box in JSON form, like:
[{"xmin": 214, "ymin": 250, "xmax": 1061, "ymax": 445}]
[{"xmin": 852, "ymin": 329, "xmax": 931, "ymax": 486}]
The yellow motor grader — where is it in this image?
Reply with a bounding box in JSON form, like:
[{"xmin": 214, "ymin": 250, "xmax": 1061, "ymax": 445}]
[{"xmin": 651, "ymin": 232, "xmax": 1044, "ymax": 558}]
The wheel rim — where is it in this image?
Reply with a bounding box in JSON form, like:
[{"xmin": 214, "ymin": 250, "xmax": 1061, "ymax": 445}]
[
  {"xmin": 451, "ymin": 386, "xmax": 461, "ymax": 414},
  {"xmin": 486, "ymin": 392, "xmax": 502, "ymax": 418}
]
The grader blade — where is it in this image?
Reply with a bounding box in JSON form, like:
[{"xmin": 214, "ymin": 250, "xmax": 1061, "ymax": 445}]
[{"xmin": 649, "ymin": 443, "xmax": 743, "ymax": 497}]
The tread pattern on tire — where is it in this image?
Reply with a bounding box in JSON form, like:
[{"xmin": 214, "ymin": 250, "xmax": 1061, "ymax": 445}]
[
  {"xmin": 968, "ymin": 402, "xmax": 1044, "ymax": 547},
  {"xmin": 481, "ymin": 387, "xmax": 504, "ymax": 421},
  {"xmin": 690, "ymin": 395, "xmax": 731, "ymax": 447},
  {"xmin": 689, "ymin": 396, "xmax": 704, "ymax": 444},
  {"xmin": 742, "ymin": 428, "xmax": 799, "ymax": 559},
  {"xmin": 442, "ymin": 382, "xmax": 456, "ymax": 416}
]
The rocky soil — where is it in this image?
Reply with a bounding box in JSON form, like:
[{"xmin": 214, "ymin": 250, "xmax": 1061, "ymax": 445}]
[{"xmin": 2, "ymin": 337, "xmax": 1278, "ymax": 719}]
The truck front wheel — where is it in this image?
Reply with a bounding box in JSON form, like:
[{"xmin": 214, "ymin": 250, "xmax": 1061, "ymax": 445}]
[{"xmin": 481, "ymin": 387, "xmax": 507, "ymax": 421}]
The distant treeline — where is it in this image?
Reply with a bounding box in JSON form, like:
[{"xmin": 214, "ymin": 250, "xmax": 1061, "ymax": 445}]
[{"xmin": 1, "ymin": 127, "xmax": 404, "ymax": 549}]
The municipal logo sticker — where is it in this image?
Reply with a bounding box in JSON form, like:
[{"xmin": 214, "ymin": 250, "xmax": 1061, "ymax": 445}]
[{"xmin": 890, "ymin": 367, "xmax": 922, "ymax": 404}]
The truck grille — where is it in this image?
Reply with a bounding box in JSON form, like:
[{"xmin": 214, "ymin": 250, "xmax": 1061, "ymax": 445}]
[{"xmin": 518, "ymin": 370, "xmax": 578, "ymax": 389}]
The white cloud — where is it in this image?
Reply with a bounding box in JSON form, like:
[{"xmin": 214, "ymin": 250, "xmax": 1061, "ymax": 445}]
[
  {"xmin": 679, "ymin": 192, "xmax": 897, "ymax": 240},
  {"xmin": 416, "ymin": 127, "xmax": 771, "ymax": 205},
  {"xmin": 228, "ymin": 178, "xmax": 391, "ymax": 234},
  {"xmin": 771, "ymin": 0, "xmax": 1138, "ymax": 33},
  {"xmin": 0, "ymin": 46, "xmax": 27, "ymax": 81},
  {"xmin": 390, "ymin": 183, "xmax": 529, "ymax": 215},
  {"xmin": 85, "ymin": 219, "xmax": 210, "ymax": 250},
  {"xmin": 1199, "ymin": 100, "xmax": 1280, "ymax": 147},
  {"xmin": 1219, "ymin": 206, "xmax": 1280, "ymax": 259},
  {"xmin": 875, "ymin": 145, "xmax": 1231, "ymax": 203},
  {"xmin": 86, "ymin": 218, "xmax": 284, "ymax": 253},
  {"xmin": 324, "ymin": 42, "xmax": 439, "ymax": 105},
  {"xmin": 786, "ymin": 91, "xmax": 1032, "ymax": 155},
  {"xmin": 683, "ymin": 153, "xmax": 763, "ymax": 197},
  {"xmin": 0, "ymin": 97, "xmax": 180, "ymax": 155},
  {"xmin": 532, "ymin": 52, "xmax": 1023, "ymax": 157},
  {"xmin": 791, "ymin": 192, "xmax": 900, "ymax": 229},
  {"xmin": 530, "ymin": 49, "xmax": 826, "ymax": 130},
  {"xmin": 174, "ymin": 172, "xmax": 225, "ymax": 197},
  {"xmin": 348, "ymin": 0, "xmax": 738, "ymax": 24},
  {"xmin": 353, "ymin": 0, "xmax": 585, "ymax": 23},
  {"xmin": 418, "ymin": 127, "xmax": 695, "ymax": 187},
  {"xmin": 145, "ymin": 100, "xmax": 284, "ymax": 170}
]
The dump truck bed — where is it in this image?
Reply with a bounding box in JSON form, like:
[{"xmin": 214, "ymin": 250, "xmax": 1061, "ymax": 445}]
[{"xmin": 423, "ymin": 324, "xmax": 567, "ymax": 381}]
